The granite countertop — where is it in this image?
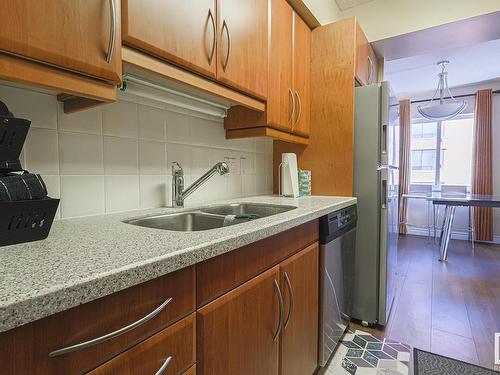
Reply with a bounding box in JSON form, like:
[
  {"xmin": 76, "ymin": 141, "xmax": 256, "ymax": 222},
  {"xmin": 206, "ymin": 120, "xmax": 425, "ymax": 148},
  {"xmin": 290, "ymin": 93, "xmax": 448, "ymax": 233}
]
[{"xmin": 0, "ymin": 195, "xmax": 356, "ymax": 332}]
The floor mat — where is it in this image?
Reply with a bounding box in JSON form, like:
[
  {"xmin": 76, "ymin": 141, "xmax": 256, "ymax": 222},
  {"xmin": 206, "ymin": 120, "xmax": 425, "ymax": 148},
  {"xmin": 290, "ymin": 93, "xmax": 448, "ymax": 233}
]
[
  {"xmin": 414, "ymin": 348, "xmax": 497, "ymax": 375},
  {"xmin": 326, "ymin": 329, "xmax": 412, "ymax": 375}
]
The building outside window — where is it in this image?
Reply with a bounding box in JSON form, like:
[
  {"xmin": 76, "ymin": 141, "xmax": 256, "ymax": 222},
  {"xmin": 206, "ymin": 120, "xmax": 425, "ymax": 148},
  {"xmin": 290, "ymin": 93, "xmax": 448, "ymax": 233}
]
[{"xmin": 410, "ymin": 112, "xmax": 474, "ymax": 187}]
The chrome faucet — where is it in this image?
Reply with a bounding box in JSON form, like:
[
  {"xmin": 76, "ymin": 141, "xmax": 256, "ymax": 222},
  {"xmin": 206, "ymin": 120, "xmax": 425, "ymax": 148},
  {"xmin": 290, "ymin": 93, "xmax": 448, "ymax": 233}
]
[{"xmin": 171, "ymin": 161, "xmax": 229, "ymax": 208}]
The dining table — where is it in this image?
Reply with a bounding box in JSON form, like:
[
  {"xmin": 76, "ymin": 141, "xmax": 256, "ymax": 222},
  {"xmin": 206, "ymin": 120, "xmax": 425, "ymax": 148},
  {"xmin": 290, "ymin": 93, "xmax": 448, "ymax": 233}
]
[{"xmin": 430, "ymin": 194, "xmax": 500, "ymax": 261}]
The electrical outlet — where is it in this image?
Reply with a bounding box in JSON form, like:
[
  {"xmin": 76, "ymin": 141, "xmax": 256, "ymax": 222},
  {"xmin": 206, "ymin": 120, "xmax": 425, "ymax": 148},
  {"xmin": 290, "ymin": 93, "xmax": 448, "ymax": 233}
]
[{"xmin": 224, "ymin": 157, "xmax": 240, "ymax": 175}]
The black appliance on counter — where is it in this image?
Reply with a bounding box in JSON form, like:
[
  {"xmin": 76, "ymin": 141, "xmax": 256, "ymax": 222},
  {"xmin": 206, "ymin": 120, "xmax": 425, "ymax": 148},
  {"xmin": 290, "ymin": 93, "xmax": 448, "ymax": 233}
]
[{"xmin": 0, "ymin": 100, "xmax": 59, "ymax": 247}]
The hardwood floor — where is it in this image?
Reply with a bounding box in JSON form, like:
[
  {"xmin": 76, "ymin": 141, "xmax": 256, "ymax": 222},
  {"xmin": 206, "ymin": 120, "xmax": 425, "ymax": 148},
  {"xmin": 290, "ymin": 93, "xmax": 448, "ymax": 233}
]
[{"xmin": 367, "ymin": 235, "xmax": 500, "ymax": 370}]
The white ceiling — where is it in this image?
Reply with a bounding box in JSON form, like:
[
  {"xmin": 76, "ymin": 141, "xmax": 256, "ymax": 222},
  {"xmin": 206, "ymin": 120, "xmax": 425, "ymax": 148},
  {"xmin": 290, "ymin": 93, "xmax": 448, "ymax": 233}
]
[
  {"xmin": 334, "ymin": 0, "xmax": 374, "ymax": 11},
  {"xmin": 384, "ymin": 38, "xmax": 500, "ymax": 98}
]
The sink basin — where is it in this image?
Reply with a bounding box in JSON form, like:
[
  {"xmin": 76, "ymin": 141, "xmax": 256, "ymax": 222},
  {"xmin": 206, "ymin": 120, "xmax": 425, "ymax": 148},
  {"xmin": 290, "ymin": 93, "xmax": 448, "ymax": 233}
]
[
  {"xmin": 125, "ymin": 212, "xmax": 225, "ymax": 232},
  {"xmin": 200, "ymin": 203, "xmax": 297, "ymax": 217},
  {"xmin": 124, "ymin": 203, "xmax": 297, "ymax": 232}
]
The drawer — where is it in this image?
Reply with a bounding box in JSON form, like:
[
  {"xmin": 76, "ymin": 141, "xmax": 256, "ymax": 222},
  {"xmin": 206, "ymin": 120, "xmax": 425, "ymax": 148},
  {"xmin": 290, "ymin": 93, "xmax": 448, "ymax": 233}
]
[
  {"xmin": 196, "ymin": 220, "xmax": 319, "ymax": 306},
  {"xmin": 89, "ymin": 313, "xmax": 196, "ymax": 375},
  {"xmin": 0, "ymin": 266, "xmax": 195, "ymax": 375}
]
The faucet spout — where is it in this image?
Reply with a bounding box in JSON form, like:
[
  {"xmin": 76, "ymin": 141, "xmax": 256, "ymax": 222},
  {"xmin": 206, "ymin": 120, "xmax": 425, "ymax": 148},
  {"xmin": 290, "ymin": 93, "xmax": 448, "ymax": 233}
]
[{"xmin": 172, "ymin": 161, "xmax": 229, "ymax": 208}]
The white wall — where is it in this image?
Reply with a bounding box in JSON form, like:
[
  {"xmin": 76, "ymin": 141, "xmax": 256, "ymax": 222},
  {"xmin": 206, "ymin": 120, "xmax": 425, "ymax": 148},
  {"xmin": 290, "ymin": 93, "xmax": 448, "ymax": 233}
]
[
  {"xmin": 302, "ymin": 0, "xmax": 342, "ymax": 25},
  {"xmin": 0, "ymin": 84, "xmax": 273, "ymax": 219},
  {"xmin": 307, "ymin": 0, "xmax": 500, "ymax": 42}
]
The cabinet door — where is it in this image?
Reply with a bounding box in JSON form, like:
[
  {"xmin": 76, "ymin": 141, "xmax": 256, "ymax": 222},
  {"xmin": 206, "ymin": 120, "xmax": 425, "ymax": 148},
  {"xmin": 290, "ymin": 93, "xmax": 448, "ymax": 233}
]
[
  {"xmin": 0, "ymin": 0, "xmax": 121, "ymax": 83},
  {"xmin": 267, "ymin": 0, "xmax": 293, "ymax": 132},
  {"xmin": 197, "ymin": 266, "xmax": 281, "ymax": 375},
  {"xmin": 280, "ymin": 242, "xmax": 319, "ymax": 375},
  {"xmin": 292, "ymin": 13, "xmax": 311, "ymax": 137},
  {"xmin": 355, "ymin": 22, "xmax": 377, "ymax": 86},
  {"xmin": 122, "ymin": 0, "xmax": 217, "ymax": 78},
  {"xmin": 217, "ymin": 0, "xmax": 269, "ymax": 100}
]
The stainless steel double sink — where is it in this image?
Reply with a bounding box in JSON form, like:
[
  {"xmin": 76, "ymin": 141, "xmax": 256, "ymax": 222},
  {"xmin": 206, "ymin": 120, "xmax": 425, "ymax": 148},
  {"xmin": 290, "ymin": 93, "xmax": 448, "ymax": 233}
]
[{"xmin": 124, "ymin": 203, "xmax": 297, "ymax": 232}]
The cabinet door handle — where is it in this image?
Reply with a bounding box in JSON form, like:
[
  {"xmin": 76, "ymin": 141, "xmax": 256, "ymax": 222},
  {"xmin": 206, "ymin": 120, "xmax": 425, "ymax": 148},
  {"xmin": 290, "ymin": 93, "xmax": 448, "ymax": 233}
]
[
  {"xmin": 105, "ymin": 0, "xmax": 117, "ymax": 63},
  {"xmin": 273, "ymin": 280, "xmax": 285, "ymax": 342},
  {"xmin": 367, "ymin": 55, "xmax": 374, "ymax": 84},
  {"xmin": 288, "ymin": 88, "xmax": 295, "ymax": 127},
  {"xmin": 222, "ymin": 20, "xmax": 231, "ymax": 72},
  {"xmin": 294, "ymin": 91, "xmax": 302, "ymax": 127},
  {"xmin": 283, "ymin": 272, "xmax": 294, "ymax": 330},
  {"xmin": 207, "ymin": 8, "xmax": 216, "ymax": 66},
  {"xmin": 48, "ymin": 297, "xmax": 174, "ymax": 357},
  {"xmin": 154, "ymin": 356, "xmax": 173, "ymax": 375}
]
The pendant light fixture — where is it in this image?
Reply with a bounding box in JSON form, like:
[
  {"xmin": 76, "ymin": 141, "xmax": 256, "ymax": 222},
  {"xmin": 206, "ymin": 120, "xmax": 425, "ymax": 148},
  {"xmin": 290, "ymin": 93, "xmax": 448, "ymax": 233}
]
[{"xmin": 417, "ymin": 60, "xmax": 467, "ymax": 121}]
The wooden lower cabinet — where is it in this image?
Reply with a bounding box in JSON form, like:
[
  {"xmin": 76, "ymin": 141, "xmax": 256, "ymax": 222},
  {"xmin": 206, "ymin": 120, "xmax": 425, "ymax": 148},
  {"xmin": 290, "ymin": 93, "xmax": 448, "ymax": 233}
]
[
  {"xmin": 89, "ymin": 313, "xmax": 196, "ymax": 375},
  {"xmin": 279, "ymin": 242, "xmax": 319, "ymax": 375},
  {"xmin": 0, "ymin": 222, "xmax": 321, "ymax": 375},
  {"xmin": 197, "ymin": 241, "xmax": 320, "ymax": 375},
  {"xmin": 197, "ymin": 266, "xmax": 281, "ymax": 375}
]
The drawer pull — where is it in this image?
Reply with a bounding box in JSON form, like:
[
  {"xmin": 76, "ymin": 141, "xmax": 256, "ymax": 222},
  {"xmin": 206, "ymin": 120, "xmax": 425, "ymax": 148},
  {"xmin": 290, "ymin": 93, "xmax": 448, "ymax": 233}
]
[
  {"xmin": 283, "ymin": 272, "xmax": 294, "ymax": 330},
  {"xmin": 273, "ymin": 280, "xmax": 285, "ymax": 342},
  {"xmin": 48, "ymin": 297, "xmax": 173, "ymax": 357},
  {"xmin": 221, "ymin": 20, "xmax": 231, "ymax": 72},
  {"xmin": 154, "ymin": 356, "xmax": 173, "ymax": 375},
  {"xmin": 288, "ymin": 88, "xmax": 295, "ymax": 127},
  {"xmin": 294, "ymin": 91, "xmax": 302, "ymax": 127},
  {"xmin": 105, "ymin": 0, "xmax": 117, "ymax": 63},
  {"xmin": 207, "ymin": 8, "xmax": 216, "ymax": 66}
]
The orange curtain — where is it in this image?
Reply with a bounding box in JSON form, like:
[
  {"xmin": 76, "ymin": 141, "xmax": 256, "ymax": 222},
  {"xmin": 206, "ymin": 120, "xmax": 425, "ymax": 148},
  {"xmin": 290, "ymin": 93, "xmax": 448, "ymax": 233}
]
[
  {"xmin": 472, "ymin": 89, "xmax": 493, "ymax": 241},
  {"xmin": 399, "ymin": 99, "xmax": 411, "ymax": 235}
]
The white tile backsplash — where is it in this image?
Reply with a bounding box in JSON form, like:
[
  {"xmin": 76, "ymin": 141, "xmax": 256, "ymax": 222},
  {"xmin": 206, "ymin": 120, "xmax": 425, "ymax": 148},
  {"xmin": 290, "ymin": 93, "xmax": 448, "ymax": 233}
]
[
  {"xmin": 59, "ymin": 132, "xmax": 104, "ymax": 175},
  {"xmin": 24, "ymin": 128, "xmax": 59, "ymax": 175},
  {"xmin": 140, "ymin": 175, "xmax": 168, "ymax": 208},
  {"xmin": 139, "ymin": 140, "xmax": 167, "ymax": 175},
  {"xmin": 0, "ymin": 84, "xmax": 273, "ymax": 219},
  {"xmin": 59, "ymin": 106, "xmax": 102, "ymax": 135},
  {"xmin": 60, "ymin": 176, "xmax": 105, "ymax": 217},
  {"xmin": 138, "ymin": 105, "xmax": 166, "ymax": 141},
  {"xmin": 103, "ymin": 136, "xmax": 139, "ymax": 175},
  {"xmin": 105, "ymin": 176, "xmax": 140, "ymax": 213},
  {"xmin": 103, "ymin": 101, "xmax": 138, "ymax": 138}
]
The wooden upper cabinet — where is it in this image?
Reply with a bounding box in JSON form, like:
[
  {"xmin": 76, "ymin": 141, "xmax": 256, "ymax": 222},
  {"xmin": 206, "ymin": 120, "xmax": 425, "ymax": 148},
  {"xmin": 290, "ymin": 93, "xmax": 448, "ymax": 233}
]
[
  {"xmin": 279, "ymin": 242, "xmax": 319, "ymax": 375},
  {"xmin": 292, "ymin": 12, "xmax": 311, "ymax": 137},
  {"xmin": 0, "ymin": 0, "xmax": 122, "ymax": 83},
  {"xmin": 216, "ymin": 0, "xmax": 269, "ymax": 100},
  {"xmin": 197, "ymin": 266, "xmax": 280, "ymax": 375},
  {"xmin": 267, "ymin": 0, "xmax": 294, "ymax": 132},
  {"xmin": 224, "ymin": 1, "xmax": 311, "ymax": 144},
  {"xmin": 355, "ymin": 22, "xmax": 377, "ymax": 86},
  {"xmin": 122, "ymin": 0, "xmax": 217, "ymax": 79}
]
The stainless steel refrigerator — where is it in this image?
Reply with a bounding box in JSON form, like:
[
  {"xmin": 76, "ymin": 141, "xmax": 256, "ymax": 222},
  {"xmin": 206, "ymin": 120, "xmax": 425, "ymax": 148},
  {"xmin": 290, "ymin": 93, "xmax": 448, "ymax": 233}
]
[{"xmin": 352, "ymin": 81, "xmax": 399, "ymax": 326}]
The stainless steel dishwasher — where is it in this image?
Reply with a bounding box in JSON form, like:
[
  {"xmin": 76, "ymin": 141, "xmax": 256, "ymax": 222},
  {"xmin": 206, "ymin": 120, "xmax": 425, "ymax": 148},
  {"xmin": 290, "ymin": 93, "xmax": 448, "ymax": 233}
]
[{"xmin": 318, "ymin": 205, "xmax": 357, "ymax": 367}]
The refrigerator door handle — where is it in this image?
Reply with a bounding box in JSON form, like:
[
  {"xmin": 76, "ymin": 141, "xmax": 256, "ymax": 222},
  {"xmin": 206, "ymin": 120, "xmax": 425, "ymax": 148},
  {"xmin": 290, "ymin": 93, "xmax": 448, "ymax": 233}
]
[
  {"xmin": 377, "ymin": 164, "xmax": 399, "ymax": 171},
  {"xmin": 381, "ymin": 123, "xmax": 388, "ymax": 155},
  {"xmin": 381, "ymin": 179, "xmax": 388, "ymax": 209}
]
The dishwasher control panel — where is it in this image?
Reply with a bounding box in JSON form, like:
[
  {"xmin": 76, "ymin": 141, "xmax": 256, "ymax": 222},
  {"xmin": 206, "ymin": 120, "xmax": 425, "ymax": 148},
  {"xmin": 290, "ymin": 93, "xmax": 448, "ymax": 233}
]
[{"xmin": 319, "ymin": 205, "xmax": 357, "ymax": 243}]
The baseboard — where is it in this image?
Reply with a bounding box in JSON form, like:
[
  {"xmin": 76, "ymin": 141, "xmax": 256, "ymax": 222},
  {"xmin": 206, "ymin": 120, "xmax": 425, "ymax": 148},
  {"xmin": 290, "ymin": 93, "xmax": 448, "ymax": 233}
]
[{"xmin": 405, "ymin": 227, "xmax": 500, "ymax": 245}]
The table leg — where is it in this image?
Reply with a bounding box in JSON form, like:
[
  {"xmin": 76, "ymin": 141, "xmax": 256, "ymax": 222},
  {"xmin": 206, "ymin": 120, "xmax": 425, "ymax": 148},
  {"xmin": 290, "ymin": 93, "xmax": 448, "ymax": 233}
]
[
  {"xmin": 439, "ymin": 206, "xmax": 449, "ymax": 246},
  {"xmin": 433, "ymin": 204, "xmax": 437, "ymax": 241},
  {"xmin": 427, "ymin": 200, "xmax": 431, "ymax": 239},
  {"xmin": 439, "ymin": 206, "xmax": 456, "ymax": 261}
]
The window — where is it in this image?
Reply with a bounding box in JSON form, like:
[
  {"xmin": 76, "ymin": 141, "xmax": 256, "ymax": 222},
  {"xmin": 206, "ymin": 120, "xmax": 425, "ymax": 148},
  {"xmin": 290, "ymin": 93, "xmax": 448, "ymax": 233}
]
[
  {"xmin": 410, "ymin": 114, "xmax": 474, "ymax": 186},
  {"xmin": 412, "ymin": 150, "xmax": 436, "ymax": 170},
  {"xmin": 411, "ymin": 122, "xmax": 437, "ymax": 139}
]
